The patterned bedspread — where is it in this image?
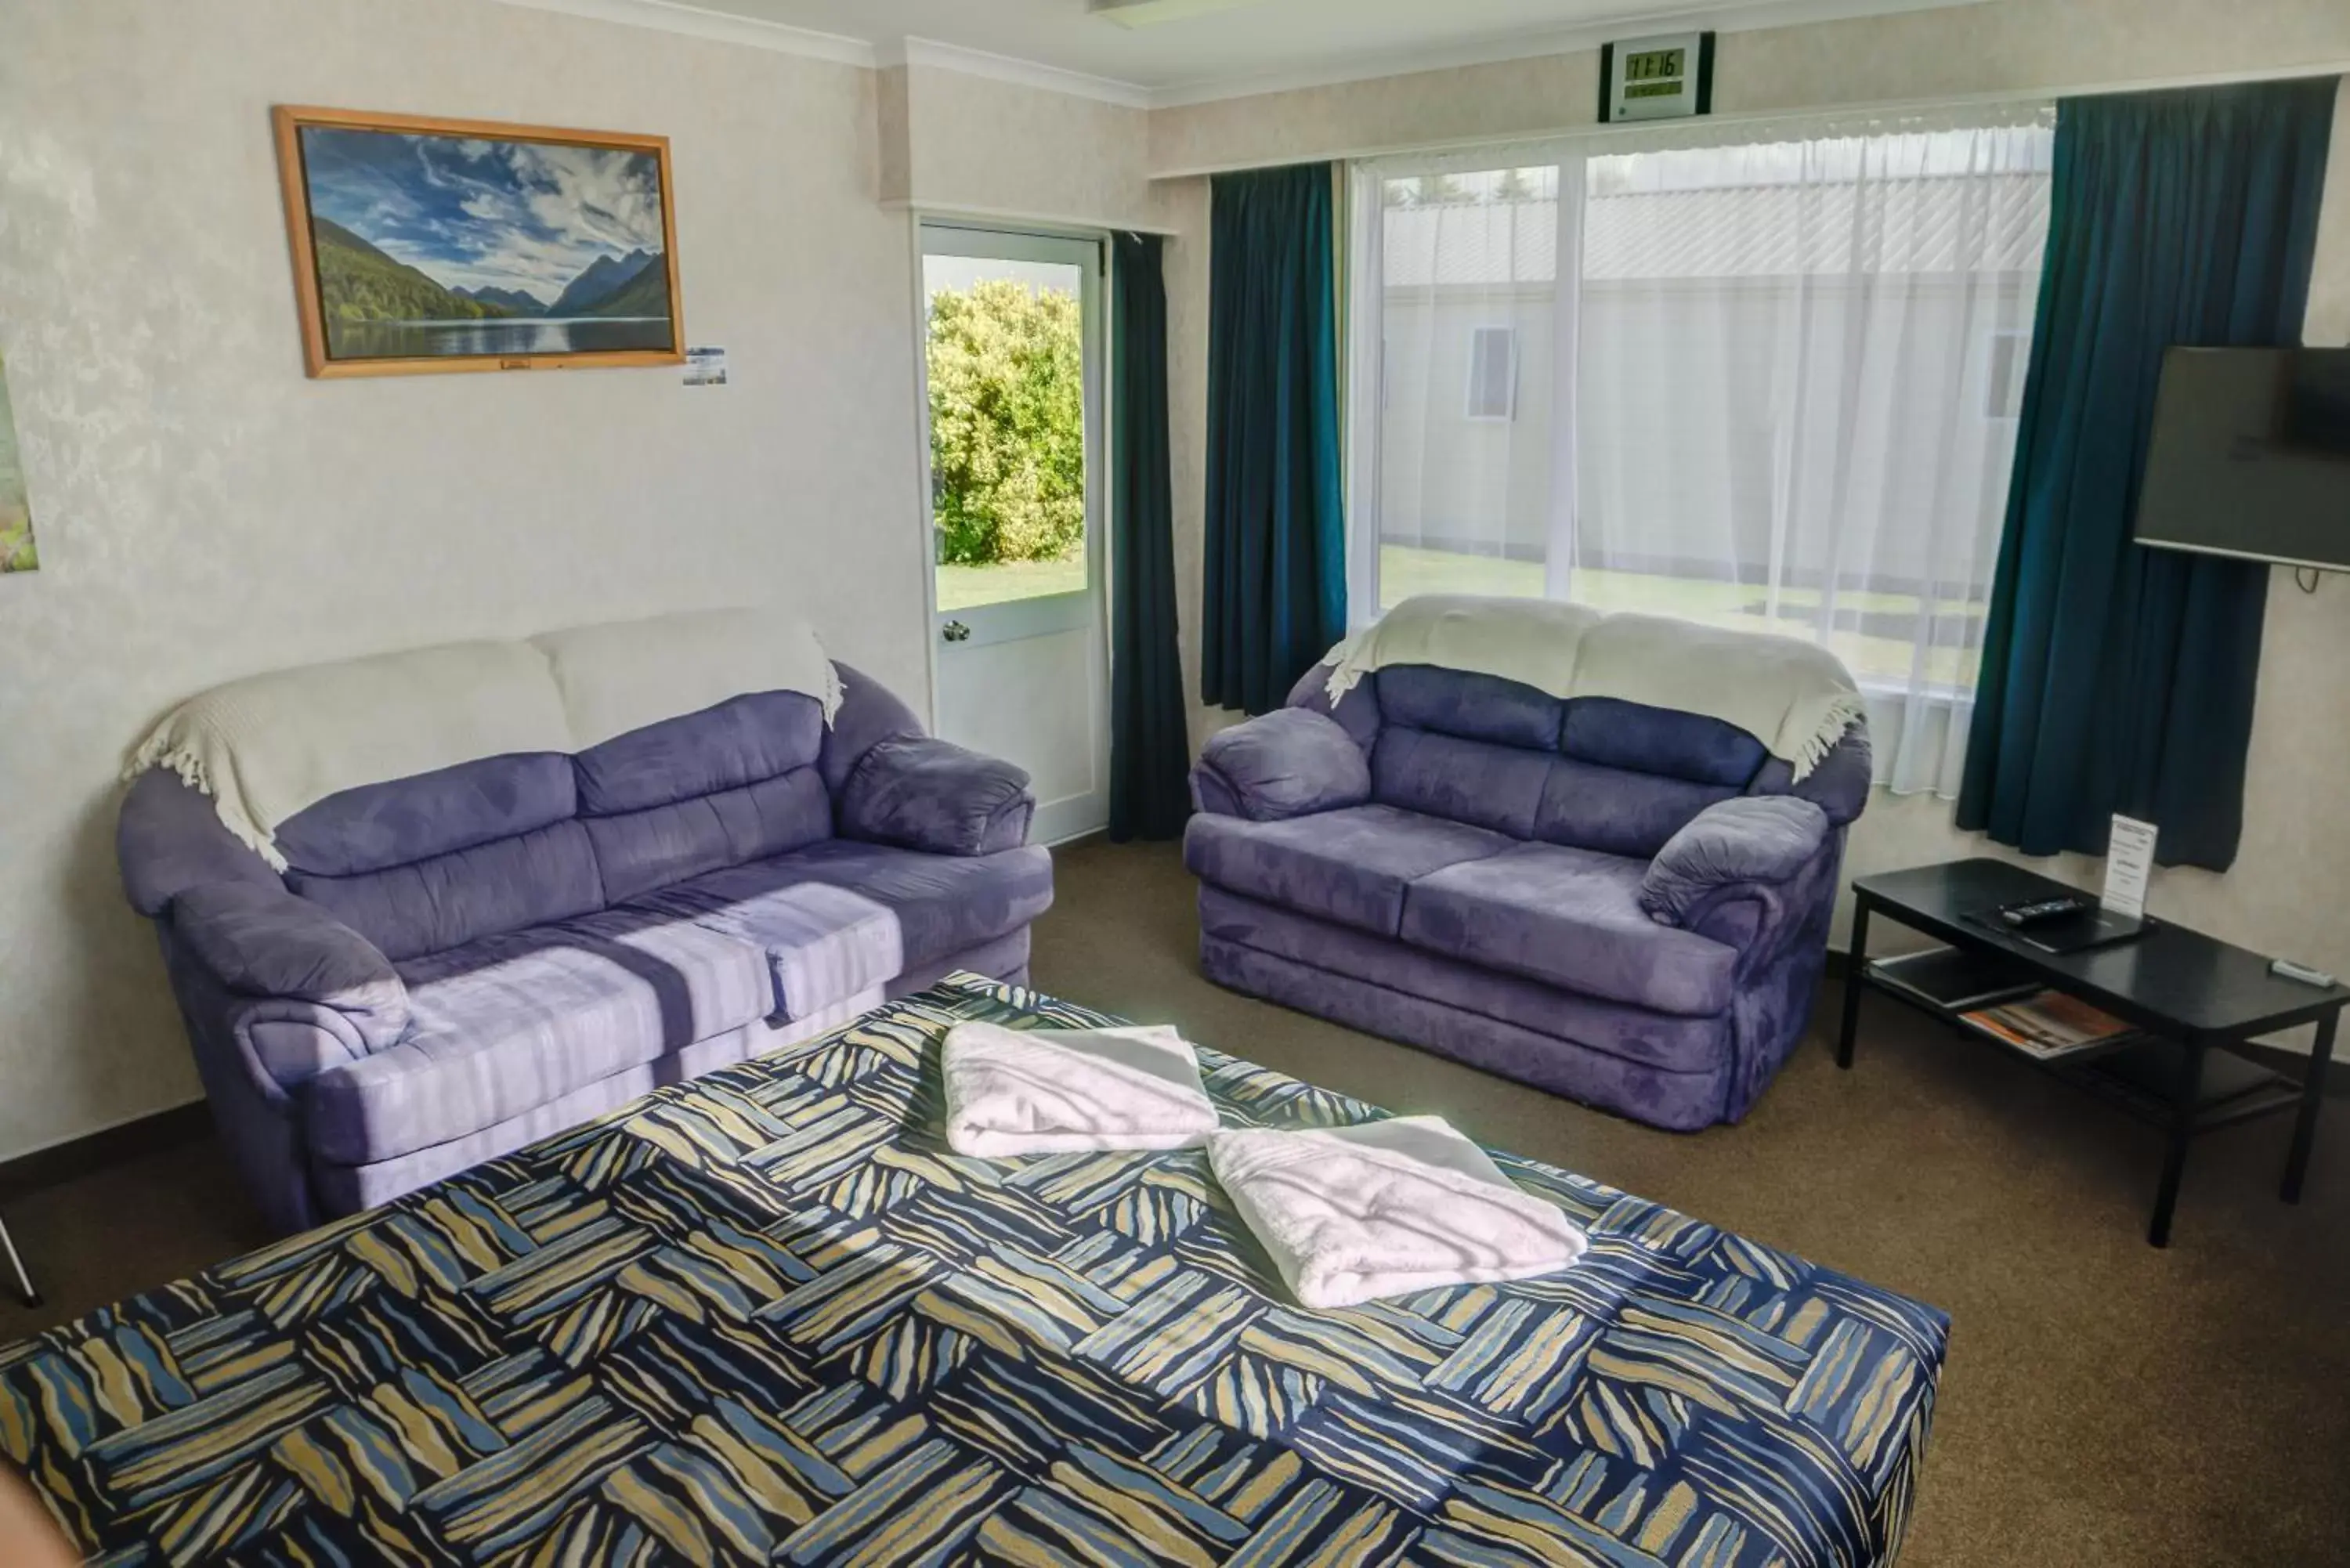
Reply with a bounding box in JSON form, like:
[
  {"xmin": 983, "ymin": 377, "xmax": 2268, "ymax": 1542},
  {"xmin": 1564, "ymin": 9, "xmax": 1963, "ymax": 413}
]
[{"xmin": 0, "ymin": 976, "xmax": 1948, "ymax": 1566}]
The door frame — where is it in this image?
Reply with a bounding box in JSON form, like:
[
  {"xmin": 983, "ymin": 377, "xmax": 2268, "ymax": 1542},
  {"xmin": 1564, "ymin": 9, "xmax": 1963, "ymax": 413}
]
[{"xmin": 907, "ymin": 216, "xmax": 1114, "ymax": 845}]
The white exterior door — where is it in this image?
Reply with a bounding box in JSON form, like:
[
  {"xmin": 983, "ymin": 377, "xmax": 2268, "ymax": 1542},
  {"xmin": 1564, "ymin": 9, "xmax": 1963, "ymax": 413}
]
[{"xmin": 918, "ymin": 224, "xmax": 1110, "ymax": 844}]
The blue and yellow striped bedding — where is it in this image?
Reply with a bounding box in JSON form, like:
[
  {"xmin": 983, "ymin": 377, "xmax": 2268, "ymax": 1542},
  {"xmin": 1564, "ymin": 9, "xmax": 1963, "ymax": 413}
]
[{"xmin": 0, "ymin": 974, "xmax": 1947, "ymax": 1564}]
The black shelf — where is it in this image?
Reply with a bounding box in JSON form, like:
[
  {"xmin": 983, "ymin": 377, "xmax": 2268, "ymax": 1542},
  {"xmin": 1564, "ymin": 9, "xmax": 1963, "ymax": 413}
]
[
  {"xmin": 1860, "ymin": 954, "xmax": 2304, "ymax": 1134},
  {"xmin": 1863, "ymin": 956, "xmax": 2151, "ymax": 1068}
]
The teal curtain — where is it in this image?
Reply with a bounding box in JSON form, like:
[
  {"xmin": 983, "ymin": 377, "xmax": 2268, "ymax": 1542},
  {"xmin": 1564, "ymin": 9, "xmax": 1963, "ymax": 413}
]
[
  {"xmin": 1958, "ymin": 80, "xmax": 2337, "ymax": 872},
  {"xmin": 1203, "ymin": 164, "xmax": 1347, "ymax": 714},
  {"xmin": 1108, "ymin": 233, "xmax": 1191, "ymax": 842}
]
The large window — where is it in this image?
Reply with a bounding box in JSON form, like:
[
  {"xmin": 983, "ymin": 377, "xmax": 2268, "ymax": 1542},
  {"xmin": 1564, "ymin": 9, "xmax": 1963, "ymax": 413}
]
[{"xmin": 1347, "ymin": 111, "xmax": 2055, "ymax": 794}]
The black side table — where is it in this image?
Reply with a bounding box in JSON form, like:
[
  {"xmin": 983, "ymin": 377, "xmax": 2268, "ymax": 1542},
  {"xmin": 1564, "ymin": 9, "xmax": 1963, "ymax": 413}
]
[
  {"xmin": 1838, "ymin": 858, "xmax": 2345, "ymax": 1247},
  {"xmin": 0, "ymin": 1213, "xmax": 37, "ymax": 1310}
]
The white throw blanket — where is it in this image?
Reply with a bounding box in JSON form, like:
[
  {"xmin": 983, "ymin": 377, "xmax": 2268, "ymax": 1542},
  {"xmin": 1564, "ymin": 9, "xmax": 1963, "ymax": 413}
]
[
  {"xmin": 1209, "ymin": 1116, "xmax": 1587, "ymax": 1310},
  {"xmin": 129, "ymin": 607, "xmax": 843, "ymax": 869},
  {"xmin": 533, "ymin": 607, "xmax": 841, "ymax": 750},
  {"xmin": 128, "ymin": 640, "xmax": 573, "ymax": 870},
  {"xmin": 1323, "ymin": 595, "xmax": 1864, "ymax": 781},
  {"xmin": 942, "ymin": 1021, "xmax": 1220, "ymax": 1158}
]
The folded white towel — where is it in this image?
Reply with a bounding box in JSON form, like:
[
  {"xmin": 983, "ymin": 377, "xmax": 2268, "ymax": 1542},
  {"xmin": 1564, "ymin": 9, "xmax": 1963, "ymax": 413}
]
[
  {"xmin": 1209, "ymin": 1116, "xmax": 1588, "ymax": 1310},
  {"xmin": 942, "ymin": 1021, "xmax": 1220, "ymax": 1158}
]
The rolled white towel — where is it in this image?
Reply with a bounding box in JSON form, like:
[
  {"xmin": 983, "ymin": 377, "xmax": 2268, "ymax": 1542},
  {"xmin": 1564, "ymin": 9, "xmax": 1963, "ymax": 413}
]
[
  {"xmin": 1209, "ymin": 1116, "xmax": 1588, "ymax": 1310},
  {"xmin": 942, "ymin": 1021, "xmax": 1220, "ymax": 1158}
]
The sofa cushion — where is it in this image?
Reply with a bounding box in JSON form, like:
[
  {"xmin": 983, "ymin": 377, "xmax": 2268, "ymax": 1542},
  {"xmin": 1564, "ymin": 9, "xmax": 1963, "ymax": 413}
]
[
  {"xmin": 286, "ymin": 819, "xmax": 606, "ymax": 963},
  {"xmin": 688, "ymin": 839, "xmax": 1056, "ymax": 974},
  {"xmin": 629, "ymin": 877, "xmax": 904, "ymax": 1021},
  {"xmin": 1560, "ymin": 696, "xmax": 1768, "ymax": 788},
  {"xmin": 1376, "ymin": 666, "xmax": 1563, "ymax": 750},
  {"xmin": 583, "ymin": 768, "xmax": 832, "ymax": 905},
  {"xmin": 1184, "ymin": 804, "xmax": 1514, "ymax": 938},
  {"xmin": 572, "ymin": 692, "xmax": 826, "ymax": 817},
  {"xmin": 1533, "ymin": 758, "xmax": 1742, "ymax": 861},
  {"xmin": 276, "ymin": 753, "xmax": 579, "ymax": 878},
  {"xmin": 1400, "ymin": 843, "xmax": 1741, "ymax": 1016},
  {"xmin": 1372, "ymin": 728, "xmax": 1552, "ymax": 839},
  {"xmin": 570, "ymin": 692, "xmax": 835, "ymax": 903},
  {"xmin": 306, "ymin": 909, "xmax": 774, "ymax": 1165}
]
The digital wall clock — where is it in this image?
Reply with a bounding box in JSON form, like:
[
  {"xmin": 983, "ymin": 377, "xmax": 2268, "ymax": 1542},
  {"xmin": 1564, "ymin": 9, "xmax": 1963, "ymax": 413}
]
[{"xmin": 1600, "ymin": 31, "xmax": 1716, "ymax": 123}]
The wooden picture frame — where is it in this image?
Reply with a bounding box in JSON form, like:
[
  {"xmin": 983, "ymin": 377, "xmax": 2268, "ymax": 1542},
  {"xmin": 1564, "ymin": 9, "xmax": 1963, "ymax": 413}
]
[{"xmin": 273, "ymin": 106, "xmax": 684, "ymax": 378}]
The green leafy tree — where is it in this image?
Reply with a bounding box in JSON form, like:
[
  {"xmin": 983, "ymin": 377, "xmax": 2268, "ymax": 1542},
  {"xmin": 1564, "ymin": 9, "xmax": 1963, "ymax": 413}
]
[
  {"xmin": 311, "ymin": 219, "xmax": 510, "ymax": 323},
  {"xmin": 927, "ymin": 279, "xmax": 1084, "ymax": 565}
]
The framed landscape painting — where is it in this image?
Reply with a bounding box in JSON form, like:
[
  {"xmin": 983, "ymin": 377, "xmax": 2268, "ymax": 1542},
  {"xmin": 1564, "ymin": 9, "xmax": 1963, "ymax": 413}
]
[{"xmin": 273, "ymin": 107, "xmax": 682, "ymax": 378}]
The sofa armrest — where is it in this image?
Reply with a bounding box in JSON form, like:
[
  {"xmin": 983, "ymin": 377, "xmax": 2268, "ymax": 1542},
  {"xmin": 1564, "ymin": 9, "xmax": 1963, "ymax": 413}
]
[
  {"xmin": 119, "ymin": 768, "xmax": 281, "ymax": 918},
  {"xmin": 1192, "ymin": 710, "xmax": 1371, "ymax": 822},
  {"xmin": 171, "ymin": 882, "xmax": 410, "ymax": 1050},
  {"xmin": 1640, "ymin": 797, "xmax": 1830, "ymax": 929},
  {"xmin": 841, "ymin": 735, "xmax": 1034, "ymax": 856}
]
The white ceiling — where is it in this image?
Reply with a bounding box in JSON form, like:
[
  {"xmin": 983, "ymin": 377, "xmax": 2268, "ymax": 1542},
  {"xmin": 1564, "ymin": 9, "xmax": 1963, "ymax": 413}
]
[{"xmin": 506, "ymin": 0, "xmax": 1977, "ymax": 107}]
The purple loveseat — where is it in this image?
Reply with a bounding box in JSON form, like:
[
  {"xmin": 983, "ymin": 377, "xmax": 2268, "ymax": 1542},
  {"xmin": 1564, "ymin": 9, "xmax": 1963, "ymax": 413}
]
[
  {"xmin": 1185, "ymin": 662, "xmax": 1869, "ymax": 1129},
  {"xmin": 118, "ymin": 665, "xmax": 1050, "ymax": 1233}
]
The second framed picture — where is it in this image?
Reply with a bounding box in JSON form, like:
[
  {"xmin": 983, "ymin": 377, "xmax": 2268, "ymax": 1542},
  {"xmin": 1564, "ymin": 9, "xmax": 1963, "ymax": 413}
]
[{"xmin": 273, "ymin": 106, "xmax": 683, "ymax": 378}]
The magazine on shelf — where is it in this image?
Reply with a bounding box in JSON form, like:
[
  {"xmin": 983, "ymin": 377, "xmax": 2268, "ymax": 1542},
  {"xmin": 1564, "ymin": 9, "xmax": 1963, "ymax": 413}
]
[
  {"xmin": 1960, "ymin": 991, "xmax": 2135, "ymax": 1058},
  {"xmin": 1870, "ymin": 946, "xmax": 2042, "ymax": 1013}
]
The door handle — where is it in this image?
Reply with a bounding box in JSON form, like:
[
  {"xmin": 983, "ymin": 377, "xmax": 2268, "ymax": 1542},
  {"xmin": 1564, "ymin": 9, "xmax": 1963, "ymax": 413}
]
[{"xmin": 942, "ymin": 620, "xmax": 972, "ymax": 643}]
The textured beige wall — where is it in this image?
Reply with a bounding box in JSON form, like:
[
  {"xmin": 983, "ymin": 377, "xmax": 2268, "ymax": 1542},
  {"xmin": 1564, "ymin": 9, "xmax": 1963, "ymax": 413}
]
[
  {"xmin": 1154, "ymin": 2, "xmax": 2350, "ymax": 1045},
  {"xmin": 1152, "ymin": 0, "xmax": 2350, "ymax": 173},
  {"xmin": 894, "ymin": 67, "xmax": 1158, "ymax": 229},
  {"xmin": 0, "ymin": 0, "xmax": 935, "ymax": 1162},
  {"xmin": 876, "ymin": 65, "xmax": 913, "ymax": 205}
]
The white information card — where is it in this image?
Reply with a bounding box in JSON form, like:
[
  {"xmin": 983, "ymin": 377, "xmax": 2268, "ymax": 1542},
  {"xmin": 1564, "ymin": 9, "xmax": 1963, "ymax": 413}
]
[{"xmin": 2102, "ymin": 815, "xmax": 2157, "ymax": 921}]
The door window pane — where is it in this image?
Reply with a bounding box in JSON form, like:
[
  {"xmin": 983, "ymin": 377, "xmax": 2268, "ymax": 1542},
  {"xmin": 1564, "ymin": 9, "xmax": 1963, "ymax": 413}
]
[{"xmin": 925, "ymin": 254, "xmax": 1088, "ymax": 612}]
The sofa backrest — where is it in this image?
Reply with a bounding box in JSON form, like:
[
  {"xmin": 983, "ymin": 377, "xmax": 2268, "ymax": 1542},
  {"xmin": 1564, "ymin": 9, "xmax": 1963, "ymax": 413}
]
[
  {"xmin": 250, "ymin": 669, "xmax": 913, "ymax": 963},
  {"xmin": 1304, "ymin": 663, "xmax": 1867, "ymax": 859},
  {"xmin": 277, "ymin": 753, "xmax": 602, "ymax": 963},
  {"xmin": 572, "ymin": 692, "xmax": 833, "ymax": 905}
]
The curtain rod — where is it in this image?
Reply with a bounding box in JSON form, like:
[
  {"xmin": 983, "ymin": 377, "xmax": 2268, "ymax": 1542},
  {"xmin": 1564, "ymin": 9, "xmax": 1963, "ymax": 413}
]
[{"xmin": 1148, "ymin": 58, "xmax": 2350, "ymax": 181}]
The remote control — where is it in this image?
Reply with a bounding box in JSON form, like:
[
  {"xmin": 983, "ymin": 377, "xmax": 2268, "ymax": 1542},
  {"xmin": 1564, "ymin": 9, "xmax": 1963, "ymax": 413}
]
[
  {"xmin": 2269, "ymin": 957, "xmax": 2337, "ymax": 988},
  {"xmin": 1999, "ymin": 896, "xmax": 2089, "ymax": 928}
]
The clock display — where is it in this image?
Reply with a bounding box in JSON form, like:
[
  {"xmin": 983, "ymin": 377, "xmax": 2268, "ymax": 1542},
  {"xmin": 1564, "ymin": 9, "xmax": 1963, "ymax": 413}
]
[{"xmin": 1625, "ymin": 47, "xmax": 1684, "ymax": 83}]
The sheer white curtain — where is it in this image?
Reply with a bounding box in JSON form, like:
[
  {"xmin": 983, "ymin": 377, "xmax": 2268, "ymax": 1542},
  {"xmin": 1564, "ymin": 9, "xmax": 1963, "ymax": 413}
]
[
  {"xmin": 1347, "ymin": 107, "xmax": 2055, "ymax": 796},
  {"xmin": 1345, "ymin": 160, "xmax": 1579, "ymax": 624}
]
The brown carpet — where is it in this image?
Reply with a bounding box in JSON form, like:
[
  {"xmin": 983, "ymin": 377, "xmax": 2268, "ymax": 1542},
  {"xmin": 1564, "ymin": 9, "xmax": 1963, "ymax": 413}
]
[{"xmin": 5, "ymin": 837, "xmax": 2346, "ymax": 1565}]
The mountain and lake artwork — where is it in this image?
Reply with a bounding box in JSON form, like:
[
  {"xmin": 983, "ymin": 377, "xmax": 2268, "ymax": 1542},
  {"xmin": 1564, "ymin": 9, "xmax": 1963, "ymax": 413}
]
[{"xmin": 275, "ymin": 109, "xmax": 681, "ymax": 376}]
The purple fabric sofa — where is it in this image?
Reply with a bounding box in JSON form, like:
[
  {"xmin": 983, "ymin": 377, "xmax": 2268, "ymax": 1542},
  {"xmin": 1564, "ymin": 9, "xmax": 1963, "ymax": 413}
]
[
  {"xmin": 118, "ymin": 666, "xmax": 1050, "ymax": 1233},
  {"xmin": 1185, "ymin": 662, "xmax": 1870, "ymax": 1129}
]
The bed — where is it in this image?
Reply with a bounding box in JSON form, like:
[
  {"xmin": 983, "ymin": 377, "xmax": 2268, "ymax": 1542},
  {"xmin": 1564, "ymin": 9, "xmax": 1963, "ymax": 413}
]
[{"xmin": 0, "ymin": 974, "xmax": 1948, "ymax": 1565}]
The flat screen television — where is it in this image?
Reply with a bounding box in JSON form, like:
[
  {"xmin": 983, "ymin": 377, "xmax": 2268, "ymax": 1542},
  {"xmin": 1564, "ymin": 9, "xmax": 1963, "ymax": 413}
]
[{"xmin": 2134, "ymin": 347, "xmax": 2350, "ymax": 570}]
